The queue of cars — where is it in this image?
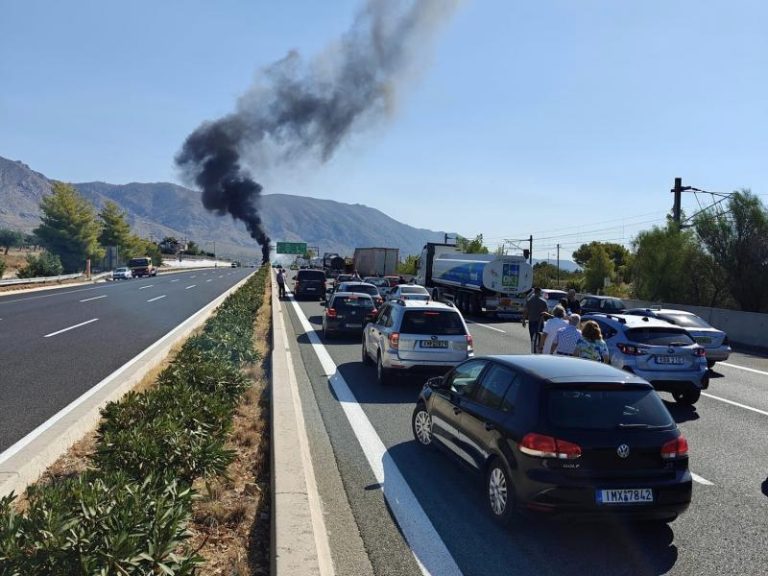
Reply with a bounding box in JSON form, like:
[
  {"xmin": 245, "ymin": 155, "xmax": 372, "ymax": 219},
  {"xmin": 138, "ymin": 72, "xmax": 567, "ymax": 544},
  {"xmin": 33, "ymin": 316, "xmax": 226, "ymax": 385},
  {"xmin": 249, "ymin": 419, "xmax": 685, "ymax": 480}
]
[{"xmin": 286, "ymin": 274, "xmax": 739, "ymax": 527}]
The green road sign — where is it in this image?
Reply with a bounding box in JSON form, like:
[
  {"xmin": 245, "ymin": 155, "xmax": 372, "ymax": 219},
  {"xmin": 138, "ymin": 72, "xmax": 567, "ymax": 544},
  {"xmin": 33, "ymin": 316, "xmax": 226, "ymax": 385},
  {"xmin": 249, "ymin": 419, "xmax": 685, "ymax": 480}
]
[{"xmin": 276, "ymin": 242, "xmax": 307, "ymax": 255}]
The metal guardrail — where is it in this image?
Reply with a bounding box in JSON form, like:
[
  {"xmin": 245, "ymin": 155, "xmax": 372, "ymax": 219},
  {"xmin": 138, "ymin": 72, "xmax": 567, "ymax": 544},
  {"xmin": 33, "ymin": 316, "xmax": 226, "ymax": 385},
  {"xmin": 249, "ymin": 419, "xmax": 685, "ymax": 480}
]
[{"xmin": 0, "ymin": 273, "xmax": 84, "ymax": 287}]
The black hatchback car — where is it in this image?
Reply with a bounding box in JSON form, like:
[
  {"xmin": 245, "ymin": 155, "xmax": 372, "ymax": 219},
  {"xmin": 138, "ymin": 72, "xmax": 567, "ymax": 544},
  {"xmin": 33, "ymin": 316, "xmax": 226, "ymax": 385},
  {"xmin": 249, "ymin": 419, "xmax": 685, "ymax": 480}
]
[
  {"xmin": 322, "ymin": 292, "xmax": 378, "ymax": 338},
  {"xmin": 292, "ymin": 269, "xmax": 327, "ymax": 300},
  {"xmin": 412, "ymin": 355, "xmax": 691, "ymax": 525}
]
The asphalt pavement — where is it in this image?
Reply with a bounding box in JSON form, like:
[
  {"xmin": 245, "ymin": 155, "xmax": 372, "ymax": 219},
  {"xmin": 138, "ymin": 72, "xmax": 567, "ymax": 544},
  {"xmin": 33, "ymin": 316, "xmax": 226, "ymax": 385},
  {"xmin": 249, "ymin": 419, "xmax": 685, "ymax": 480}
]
[
  {"xmin": 0, "ymin": 268, "xmax": 253, "ymax": 453},
  {"xmin": 281, "ymin": 280, "xmax": 768, "ymax": 576}
]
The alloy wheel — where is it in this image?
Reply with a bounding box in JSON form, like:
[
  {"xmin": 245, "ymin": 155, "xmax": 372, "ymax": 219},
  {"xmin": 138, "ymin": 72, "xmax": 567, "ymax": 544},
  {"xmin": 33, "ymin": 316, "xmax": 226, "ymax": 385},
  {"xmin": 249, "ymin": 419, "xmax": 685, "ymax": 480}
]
[
  {"xmin": 488, "ymin": 465, "xmax": 508, "ymax": 516},
  {"xmin": 413, "ymin": 408, "xmax": 433, "ymax": 446}
]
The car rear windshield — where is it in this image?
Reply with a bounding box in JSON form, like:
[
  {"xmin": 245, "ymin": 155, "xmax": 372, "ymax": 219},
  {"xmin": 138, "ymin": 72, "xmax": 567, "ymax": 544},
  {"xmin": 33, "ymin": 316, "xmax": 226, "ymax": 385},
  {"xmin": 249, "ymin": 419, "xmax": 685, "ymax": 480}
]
[
  {"xmin": 547, "ymin": 386, "xmax": 674, "ymax": 430},
  {"xmin": 400, "ymin": 286, "xmax": 428, "ymax": 294},
  {"xmin": 546, "ymin": 292, "xmax": 567, "ymax": 301},
  {"xmin": 298, "ymin": 271, "xmax": 326, "ymax": 281},
  {"xmin": 660, "ymin": 313, "xmax": 711, "ymax": 329},
  {"xmin": 343, "ymin": 284, "xmax": 379, "ymax": 296},
  {"xmin": 400, "ymin": 310, "xmax": 465, "ymax": 335},
  {"xmin": 333, "ymin": 296, "xmax": 374, "ymax": 309},
  {"xmin": 626, "ymin": 328, "xmax": 694, "ymax": 346}
]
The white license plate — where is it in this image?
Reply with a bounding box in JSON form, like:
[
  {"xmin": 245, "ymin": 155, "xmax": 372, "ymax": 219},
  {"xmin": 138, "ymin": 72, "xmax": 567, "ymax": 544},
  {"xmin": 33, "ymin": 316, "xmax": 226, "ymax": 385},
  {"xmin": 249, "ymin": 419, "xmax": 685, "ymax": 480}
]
[
  {"xmin": 420, "ymin": 340, "xmax": 448, "ymax": 349},
  {"xmin": 306, "ymin": 287, "xmax": 316, "ymax": 291},
  {"xmin": 656, "ymin": 355, "xmax": 685, "ymax": 365},
  {"xmin": 596, "ymin": 488, "xmax": 654, "ymax": 505},
  {"xmin": 346, "ymin": 323, "xmax": 362, "ymax": 328}
]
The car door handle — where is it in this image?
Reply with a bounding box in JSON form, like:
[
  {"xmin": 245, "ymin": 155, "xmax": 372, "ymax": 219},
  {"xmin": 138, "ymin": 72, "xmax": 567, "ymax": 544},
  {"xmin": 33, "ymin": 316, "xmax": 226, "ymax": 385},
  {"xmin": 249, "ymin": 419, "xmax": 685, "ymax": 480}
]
[{"xmin": 484, "ymin": 422, "xmax": 495, "ymax": 431}]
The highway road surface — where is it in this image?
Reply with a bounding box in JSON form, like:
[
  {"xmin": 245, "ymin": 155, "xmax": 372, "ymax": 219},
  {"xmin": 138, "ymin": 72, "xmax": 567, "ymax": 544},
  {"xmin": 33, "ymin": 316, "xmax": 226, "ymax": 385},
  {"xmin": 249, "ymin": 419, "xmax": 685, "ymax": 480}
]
[
  {"xmin": 0, "ymin": 268, "xmax": 253, "ymax": 453},
  {"xmin": 281, "ymin": 279, "xmax": 768, "ymax": 576}
]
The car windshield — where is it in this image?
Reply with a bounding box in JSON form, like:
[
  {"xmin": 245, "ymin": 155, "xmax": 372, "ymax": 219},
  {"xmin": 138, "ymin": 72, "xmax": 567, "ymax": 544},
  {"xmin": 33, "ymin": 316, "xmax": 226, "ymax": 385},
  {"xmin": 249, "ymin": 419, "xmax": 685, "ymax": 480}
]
[
  {"xmin": 547, "ymin": 386, "xmax": 674, "ymax": 430},
  {"xmin": 626, "ymin": 327, "xmax": 695, "ymax": 346},
  {"xmin": 400, "ymin": 310, "xmax": 465, "ymax": 335},
  {"xmin": 333, "ymin": 296, "xmax": 374, "ymax": 309},
  {"xmin": 660, "ymin": 313, "xmax": 712, "ymax": 329},
  {"xmin": 603, "ymin": 299, "xmax": 625, "ymax": 310},
  {"xmin": 298, "ymin": 271, "xmax": 325, "ymax": 281}
]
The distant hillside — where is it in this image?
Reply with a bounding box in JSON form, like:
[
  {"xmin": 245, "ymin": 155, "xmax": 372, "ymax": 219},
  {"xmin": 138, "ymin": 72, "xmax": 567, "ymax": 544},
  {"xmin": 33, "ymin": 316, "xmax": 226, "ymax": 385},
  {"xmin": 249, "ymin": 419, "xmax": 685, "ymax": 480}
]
[{"xmin": 0, "ymin": 155, "xmax": 449, "ymax": 258}]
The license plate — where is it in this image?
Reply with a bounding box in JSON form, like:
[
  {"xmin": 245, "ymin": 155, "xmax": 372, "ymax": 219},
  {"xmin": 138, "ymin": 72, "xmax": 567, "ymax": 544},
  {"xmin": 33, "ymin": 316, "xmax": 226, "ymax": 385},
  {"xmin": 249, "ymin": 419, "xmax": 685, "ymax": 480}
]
[
  {"xmin": 420, "ymin": 340, "xmax": 448, "ymax": 348},
  {"xmin": 306, "ymin": 287, "xmax": 316, "ymax": 291},
  {"xmin": 346, "ymin": 323, "xmax": 362, "ymax": 328},
  {"xmin": 695, "ymin": 337, "xmax": 712, "ymax": 344},
  {"xmin": 656, "ymin": 355, "xmax": 684, "ymax": 365},
  {"xmin": 596, "ymin": 488, "xmax": 653, "ymax": 505}
]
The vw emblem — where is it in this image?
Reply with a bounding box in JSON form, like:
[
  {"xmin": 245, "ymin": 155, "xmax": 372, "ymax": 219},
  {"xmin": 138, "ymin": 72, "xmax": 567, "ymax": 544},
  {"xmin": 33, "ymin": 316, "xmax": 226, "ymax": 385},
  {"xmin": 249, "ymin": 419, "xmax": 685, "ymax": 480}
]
[
  {"xmin": 616, "ymin": 444, "xmax": 630, "ymax": 458},
  {"xmin": 431, "ymin": 335, "xmax": 438, "ymax": 340}
]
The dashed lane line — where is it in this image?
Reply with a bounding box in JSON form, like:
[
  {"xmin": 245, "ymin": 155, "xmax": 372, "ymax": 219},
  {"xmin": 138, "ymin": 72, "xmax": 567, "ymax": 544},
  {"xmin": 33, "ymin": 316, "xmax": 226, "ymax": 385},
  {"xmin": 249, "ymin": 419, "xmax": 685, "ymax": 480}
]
[
  {"xmin": 139, "ymin": 285, "xmax": 154, "ymax": 290},
  {"xmin": 147, "ymin": 295, "xmax": 166, "ymax": 303},
  {"xmin": 43, "ymin": 318, "xmax": 99, "ymax": 338},
  {"xmin": 170, "ymin": 279, "xmax": 180, "ymax": 283},
  {"xmin": 206, "ymin": 279, "xmax": 213, "ymax": 283},
  {"xmin": 691, "ymin": 473, "xmax": 714, "ymax": 486},
  {"xmin": 185, "ymin": 285, "xmax": 197, "ymax": 290},
  {"xmin": 287, "ymin": 293, "xmax": 463, "ymax": 576},
  {"xmin": 79, "ymin": 295, "xmax": 107, "ymax": 303}
]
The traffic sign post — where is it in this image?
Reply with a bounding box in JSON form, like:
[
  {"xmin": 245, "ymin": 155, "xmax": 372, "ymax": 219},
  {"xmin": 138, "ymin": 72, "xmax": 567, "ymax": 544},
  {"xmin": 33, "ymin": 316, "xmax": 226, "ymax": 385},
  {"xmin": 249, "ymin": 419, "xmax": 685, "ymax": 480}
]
[{"xmin": 276, "ymin": 242, "xmax": 307, "ymax": 255}]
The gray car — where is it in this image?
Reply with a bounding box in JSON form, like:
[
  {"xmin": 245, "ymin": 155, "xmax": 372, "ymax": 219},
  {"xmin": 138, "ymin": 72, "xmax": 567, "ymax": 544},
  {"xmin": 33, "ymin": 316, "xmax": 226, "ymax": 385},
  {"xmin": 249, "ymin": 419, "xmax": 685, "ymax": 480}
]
[
  {"xmin": 624, "ymin": 308, "xmax": 731, "ymax": 368},
  {"xmin": 582, "ymin": 313, "xmax": 709, "ymax": 405},
  {"xmin": 362, "ymin": 300, "xmax": 474, "ymax": 385}
]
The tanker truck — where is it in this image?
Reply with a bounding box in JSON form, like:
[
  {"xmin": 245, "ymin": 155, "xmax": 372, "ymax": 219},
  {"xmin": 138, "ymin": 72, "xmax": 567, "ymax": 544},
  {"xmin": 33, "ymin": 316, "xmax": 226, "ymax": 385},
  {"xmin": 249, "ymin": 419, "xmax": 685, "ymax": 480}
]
[{"xmin": 415, "ymin": 243, "xmax": 534, "ymax": 317}]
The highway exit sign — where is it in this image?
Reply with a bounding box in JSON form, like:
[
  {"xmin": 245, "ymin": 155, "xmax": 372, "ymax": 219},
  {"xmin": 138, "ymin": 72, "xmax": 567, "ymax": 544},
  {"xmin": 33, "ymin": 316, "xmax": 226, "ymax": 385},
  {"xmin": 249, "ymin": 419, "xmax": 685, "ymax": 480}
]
[{"xmin": 276, "ymin": 242, "xmax": 307, "ymax": 255}]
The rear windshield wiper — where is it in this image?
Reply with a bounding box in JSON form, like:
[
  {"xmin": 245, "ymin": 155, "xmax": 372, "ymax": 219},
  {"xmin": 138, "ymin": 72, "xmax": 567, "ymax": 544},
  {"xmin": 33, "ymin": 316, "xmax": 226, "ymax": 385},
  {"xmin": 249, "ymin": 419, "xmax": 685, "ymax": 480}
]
[{"xmin": 617, "ymin": 423, "xmax": 670, "ymax": 429}]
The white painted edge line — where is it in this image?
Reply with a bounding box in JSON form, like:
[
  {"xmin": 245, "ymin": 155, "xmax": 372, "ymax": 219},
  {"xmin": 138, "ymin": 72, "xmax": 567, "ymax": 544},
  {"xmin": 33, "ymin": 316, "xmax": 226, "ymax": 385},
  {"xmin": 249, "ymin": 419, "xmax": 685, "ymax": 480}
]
[
  {"xmin": 0, "ymin": 272, "xmax": 255, "ymax": 466},
  {"xmin": 0, "ymin": 285, "xmax": 109, "ymax": 304},
  {"xmin": 43, "ymin": 318, "xmax": 99, "ymax": 338},
  {"xmin": 277, "ymin": 293, "xmax": 335, "ymax": 576},
  {"xmin": 691, "ymin": 473, "xmax": 714, "ymax": 486},
  {"xmin": 465, "ymin": 320, "xmax": 506, "ymax": 334},
  {"xmin": 719, "ymin": 362, "xmax": 768, "ymax": 377},
  {"xmin": 79, "ymin": 295, "xmax": 107, "ymax": 303},
  {"xmin": 185, "ymin": 285, "xmax": 197, "ymax": 290},
  {"xmin": 701, "ymin": 392, "xmax": 768, "ymax": 417},
  {"xmin": 287, "ymin": 296, "xmax": 462, "ymax": 576},
  {"xmin": 147, "ymin": 295, "xmax": 166, "ymax": 303},
  {"xmin": 139, "ymin": 285, "xmax": 154, "ymax": 290}
]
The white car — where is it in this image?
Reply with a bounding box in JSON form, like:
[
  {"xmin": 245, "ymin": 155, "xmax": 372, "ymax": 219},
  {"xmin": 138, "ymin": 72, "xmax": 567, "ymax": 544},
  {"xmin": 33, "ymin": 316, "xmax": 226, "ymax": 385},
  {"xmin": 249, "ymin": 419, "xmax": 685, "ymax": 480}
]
[
  {"xmin": 112, "ymin": 267, "xmax": 133, "ymax": 280},
  {"xmin": 387, "ymin": 284, "xmax": 430, "ymax": 302}
]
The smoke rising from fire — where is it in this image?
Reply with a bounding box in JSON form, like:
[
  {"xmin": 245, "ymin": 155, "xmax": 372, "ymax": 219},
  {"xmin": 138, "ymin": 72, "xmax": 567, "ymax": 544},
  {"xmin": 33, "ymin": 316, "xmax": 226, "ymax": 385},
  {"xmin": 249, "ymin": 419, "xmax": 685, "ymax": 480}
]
[{"xmin": 176, "ymin": 0, "xmax": 460, "ymax": 262}]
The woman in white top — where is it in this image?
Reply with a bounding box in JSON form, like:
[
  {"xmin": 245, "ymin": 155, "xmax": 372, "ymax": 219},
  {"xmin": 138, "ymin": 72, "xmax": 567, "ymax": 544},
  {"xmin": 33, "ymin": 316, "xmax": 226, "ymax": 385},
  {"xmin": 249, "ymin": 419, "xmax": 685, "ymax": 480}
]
[{"xmin": 541, "ymin": 306, "xmax": 568, "ymax": 354}]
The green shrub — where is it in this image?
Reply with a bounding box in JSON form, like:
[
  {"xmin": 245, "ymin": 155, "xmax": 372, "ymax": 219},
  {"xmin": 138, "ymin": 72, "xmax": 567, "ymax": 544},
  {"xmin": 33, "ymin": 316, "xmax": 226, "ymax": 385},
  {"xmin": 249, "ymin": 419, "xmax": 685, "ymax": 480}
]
[
  {"xmin": 0, "ymin": 473, "xmax": 200, "ymax": 575},
  {"xmin": 16, "ymin": 252, "xmax": 64, "ymax": 278}
]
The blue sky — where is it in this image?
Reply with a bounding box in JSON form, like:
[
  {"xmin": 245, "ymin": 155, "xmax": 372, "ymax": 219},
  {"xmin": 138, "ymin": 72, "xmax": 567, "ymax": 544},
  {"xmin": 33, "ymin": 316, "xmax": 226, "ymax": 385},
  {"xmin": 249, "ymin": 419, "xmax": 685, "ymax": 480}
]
[{"xmin": 2, "ymin": 0, "xmax": 766, "ymax": 259}]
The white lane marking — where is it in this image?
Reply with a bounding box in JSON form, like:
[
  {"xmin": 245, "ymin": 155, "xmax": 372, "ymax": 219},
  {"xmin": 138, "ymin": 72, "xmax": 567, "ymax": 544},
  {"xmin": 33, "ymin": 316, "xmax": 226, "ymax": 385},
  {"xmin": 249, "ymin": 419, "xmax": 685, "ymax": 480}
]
[
  {"xmin": 170, "ymin": 279, "xmax": 180, "ymax": 283},
  {"xmin": 218, "ymin": 275, "xmax": 224, "ymax": 278},
  {"xmin": 287, "ymin": 296, "xmax": 462, "ymax": 576},
  {"xmin": 719, "ymin": 362, "xmax": 768, "ymax": 377},
  {"xmin": 276, "ymin": 292, "xmax": 335, "ymax": 576},
  {"xmin": 185, "ymin": 285, "xmax": 197, "ymax": 290},
  {"xmin": 691, "ymin": 473, "xmax": 714, "ymax": 486},
  {"xmin": 702, "ymin": 392, "xmax": 768, "ymax": 417},
  {"xmin": 206, "ymin": 279, "xmax": 213, "ymax": 283},
  {"xmin": 465, "ymin": 319, "xmax": 506, "ymax": 333},
  {"xmin": 0, "ymin": 285, "xmax": 111, "ymax": 304},
  {"xmin": 190, "ymin": 275, "xmax": 197, "ymax": 279},
  {"xmin": 147, "ymin": 295, "xmax": 166, "ymax": 303},
  {"xmin": 139, "ymin": 285, "xmax": 154, "ymax": 290},
  {"xmin": 43, "ymin": 318, "xmax": 99, "ymax": 338},
  {"xmin": 79, "ymin": 295, "xmax": 107, "ymax": 303}
]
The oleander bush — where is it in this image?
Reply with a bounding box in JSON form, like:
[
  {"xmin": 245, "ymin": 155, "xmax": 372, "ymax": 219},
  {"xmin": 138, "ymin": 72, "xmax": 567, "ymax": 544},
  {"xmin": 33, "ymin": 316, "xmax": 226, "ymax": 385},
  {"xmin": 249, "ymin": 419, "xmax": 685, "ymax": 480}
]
[{"xmin": 0, "ymin": 267, "xmax": 268, "ymax": 574}]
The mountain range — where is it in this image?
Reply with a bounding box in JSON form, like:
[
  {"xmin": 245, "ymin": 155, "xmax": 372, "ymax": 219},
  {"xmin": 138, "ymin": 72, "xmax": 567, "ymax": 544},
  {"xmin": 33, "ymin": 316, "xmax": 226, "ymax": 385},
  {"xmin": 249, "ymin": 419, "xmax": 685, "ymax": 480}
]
[{"xmin": 0, "ymin": 155, "xmax": 448, "ymax": 258}]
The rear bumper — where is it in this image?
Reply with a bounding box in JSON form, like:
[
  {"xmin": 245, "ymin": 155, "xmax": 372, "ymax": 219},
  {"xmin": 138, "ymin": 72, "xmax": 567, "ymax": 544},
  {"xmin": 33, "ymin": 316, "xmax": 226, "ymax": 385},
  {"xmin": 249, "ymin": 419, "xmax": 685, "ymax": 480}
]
[{"xmin": 704, "ymin": 346, "xmax": 731, "ymax": 362}]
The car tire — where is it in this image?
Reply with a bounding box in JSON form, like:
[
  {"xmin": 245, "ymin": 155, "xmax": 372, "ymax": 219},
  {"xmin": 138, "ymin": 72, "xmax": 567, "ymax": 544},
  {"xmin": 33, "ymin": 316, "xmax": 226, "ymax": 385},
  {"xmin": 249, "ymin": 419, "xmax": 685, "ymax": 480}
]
[
  {"xmin": 486, "ymin": 458, "xmax": 516, "ymax": 527},
  {"xmin": 412, "ymin": 403, "xmax": 434, "ymax": 448},
  {"xmin": 673, "ymin": 389, "xmax": 701, "ymax": 405},
  {"xmin": 362, "ymin": 339, "xmax": 373, "ymax": 365},
  {"xmin": 376, "ymin": 352, "xmax": 391, "ymax": 386}
]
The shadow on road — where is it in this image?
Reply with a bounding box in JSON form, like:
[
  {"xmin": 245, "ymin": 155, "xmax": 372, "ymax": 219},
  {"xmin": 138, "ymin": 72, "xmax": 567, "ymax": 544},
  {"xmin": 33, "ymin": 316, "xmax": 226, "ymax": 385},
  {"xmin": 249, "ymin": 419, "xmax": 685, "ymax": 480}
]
[
  {"xmin": 662, "ymin": 400, "xmax": 700, "ymax": 424},
  {"xmin": 325, "ymin": 361, "xmax": 431, "ymax": 405},
  {"xmin": 762, "ymin": 478, "xmax": 768, "ymax": 498}
]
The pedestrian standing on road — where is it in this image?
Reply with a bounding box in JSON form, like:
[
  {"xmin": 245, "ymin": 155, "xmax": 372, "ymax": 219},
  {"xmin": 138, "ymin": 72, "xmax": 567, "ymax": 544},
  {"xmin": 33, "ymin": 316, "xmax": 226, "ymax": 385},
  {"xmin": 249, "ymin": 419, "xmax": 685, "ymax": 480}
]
[
  {"xmin": 276, "ymin": 267, "xmax": 286, "ymax": 298},
  {"xmin": 573, "ymin": 320, "xmax": 610, "ymax": 363},
  {"xmin": 541, "ymin": 305, "xmax": 568, "ymax": 354},
  {"xmin": 523, "ymin": 287, "xmax": 549, "ymax": 353},
  {"xmin": 566, "ymin": 289, "xmax": 581, "ymax": 315},
  {"xmin": 552, "ymin": 314, "xmax": 582, "ymax": 356}
]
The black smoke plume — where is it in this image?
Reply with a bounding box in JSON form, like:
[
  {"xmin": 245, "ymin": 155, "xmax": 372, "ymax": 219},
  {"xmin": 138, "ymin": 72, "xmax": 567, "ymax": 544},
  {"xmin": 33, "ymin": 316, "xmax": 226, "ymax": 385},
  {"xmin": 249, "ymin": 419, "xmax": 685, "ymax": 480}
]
[{"xmin": 176, "ymin": 0, "xmax": 459, "ymax": 263}]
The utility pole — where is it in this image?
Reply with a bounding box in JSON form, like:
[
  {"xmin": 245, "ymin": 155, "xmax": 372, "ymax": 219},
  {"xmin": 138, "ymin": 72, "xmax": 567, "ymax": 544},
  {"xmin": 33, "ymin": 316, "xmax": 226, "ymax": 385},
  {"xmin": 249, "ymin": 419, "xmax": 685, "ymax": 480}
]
[
  {"xmin": 528, "ymin": 235, "xmax": 533, "ymax": 264},
  {"xmin": 556, "ymin": 243, "xmax": 560, "ymax": 286},
  {"xmin": 672, "ymin": 177, "xmax": 683, "ymax": 225}
]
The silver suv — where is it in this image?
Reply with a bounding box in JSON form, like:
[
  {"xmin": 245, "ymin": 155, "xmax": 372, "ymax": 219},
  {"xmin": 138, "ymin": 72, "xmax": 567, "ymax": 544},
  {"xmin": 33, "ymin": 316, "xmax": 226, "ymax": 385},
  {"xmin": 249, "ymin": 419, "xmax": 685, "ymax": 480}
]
[
  {"xmin": 362, "ymin": 300, "xmax": 474, "ymax": 385},
  {"xmin": 583, "ymin": 313, "xmax": 709, "ymax": 405}
]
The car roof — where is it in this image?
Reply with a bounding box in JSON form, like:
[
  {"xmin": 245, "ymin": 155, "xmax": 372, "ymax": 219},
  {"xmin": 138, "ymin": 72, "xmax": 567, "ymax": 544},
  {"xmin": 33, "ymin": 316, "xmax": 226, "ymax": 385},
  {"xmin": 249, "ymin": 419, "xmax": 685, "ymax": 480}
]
[
  {"xmin": 626, "ymin": 307, "xmax": 696, "ymax": 316},
  {"xmin": 480, "ymin": 355, "xmax": 651, "ymax": 386},
  {"xmin": 582, "ymin": 313, "xmax": 681, "ymax": 329},
  {"xmin": 339, "ymin": 281, "xmax": 376, "ymax": 287},
  {"xmin": 392, "ymin": 299, "xmax": 454, "ymax": 310}
]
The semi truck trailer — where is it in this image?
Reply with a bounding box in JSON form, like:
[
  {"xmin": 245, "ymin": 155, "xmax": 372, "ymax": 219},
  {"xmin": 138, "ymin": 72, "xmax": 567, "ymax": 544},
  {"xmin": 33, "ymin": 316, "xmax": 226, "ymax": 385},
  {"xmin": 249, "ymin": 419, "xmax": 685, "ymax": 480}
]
[
  {"xmin": 353, "ymin": 247, "xmax": 399, "ymax": 277},
  {"xmin": 415, "ymin": 243, "xmax": 534, "ymax": 317}
]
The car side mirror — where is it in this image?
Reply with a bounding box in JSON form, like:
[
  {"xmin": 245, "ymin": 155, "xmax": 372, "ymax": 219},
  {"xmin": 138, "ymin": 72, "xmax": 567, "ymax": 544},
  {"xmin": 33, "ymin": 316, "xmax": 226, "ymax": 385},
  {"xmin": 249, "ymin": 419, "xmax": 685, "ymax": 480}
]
[{"xmin": 426, "ymin": 376, "xmax": 448, "ymax": 390}]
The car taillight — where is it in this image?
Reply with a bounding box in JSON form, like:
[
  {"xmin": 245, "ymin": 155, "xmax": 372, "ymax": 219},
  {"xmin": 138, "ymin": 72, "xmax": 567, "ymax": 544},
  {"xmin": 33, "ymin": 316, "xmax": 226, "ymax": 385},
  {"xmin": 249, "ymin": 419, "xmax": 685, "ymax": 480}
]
[
  {"xmin": 661, "ymin": 436, "xmax": 688, "ymax": 459},
  {"xmin": 389, "ymin": 332, "xmax": 400, "ymax": 350},
  {"xmin": 617, "ymin": 343, "xmax": 648, "ymax": 356},
  {"xmin": 369, "ymin": 308, "xmax": 378, "ymax": 317},
  {"xmin": 694, "ymin": 347, "xmax": 706, "ymax": 357},
  {"xmin": 466, "ymin": 334, "xmax": 473, "ymax": 352},
  {"xmin": 326, "ymin": 308, "xmax": 337, "ymax": 318},
  {"xmin": 519, "ymin": 433, "xmax": 581, "ymax": 459}
]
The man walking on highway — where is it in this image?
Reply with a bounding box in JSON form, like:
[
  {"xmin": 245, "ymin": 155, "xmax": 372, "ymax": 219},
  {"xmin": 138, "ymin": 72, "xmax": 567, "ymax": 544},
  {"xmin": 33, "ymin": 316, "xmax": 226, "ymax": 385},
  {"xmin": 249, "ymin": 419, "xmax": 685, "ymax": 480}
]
[
  {"xmin": 276, "ymin": 267, "xmax": 286, "ymax": 298},
  {"xmin": 566, "ymin": 289, "xmax": 581, "ymax": 315},
  {"xmin": 522, "ymin": 287, "xmax": 548, "ymax": 353},
  {"xmin": 552, "ymin": 314, "xmax": 582, "ymax": 356}
]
